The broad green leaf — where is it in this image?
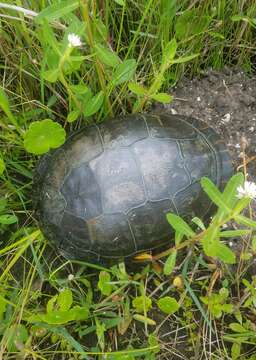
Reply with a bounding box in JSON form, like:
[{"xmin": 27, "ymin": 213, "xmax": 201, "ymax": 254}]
[
  {"xmin": 150, "ymin": 93, "xmax": 173, "ymax": 104},
  {"xmin": 67, "ymin": 110, "xmax": 80, "ymax": 123},
  {"xmin": 157, "ymin": 296, "xmax": 179, "ymax": 314},
  {"xmin": 69, "ymin": 305, "xmax": 89, "ymax": 321},
  {"xmin": 171, "ymin": 53, "xmax": 199, "ymax": 64},
  {"xmin": 40, "ymin": 311, "xmax": 75, "ymax": 324},
  {"xmin": 175, "ymin": 231, "xmax": 183, "ymax": 245},
  {"xmin": 166, "ymin": 213, "xmax": 195, "ymax": 237},
  {"xmin": 211, "ymin": 305, "xmax": 223, "ymax": 318},
  {"xmin": 215, "ymin": 173, "xmax": 244, "ymax": 221},
  {"xmin": 36, "ymin": 0, "xmax": 79, "ymax": 23},
  {"xmin": 0, "ymin": 158, "xmax": 5, "ymax": 175},
  {"xmin": 0, "ymin": 198, "xmax": 7, "ymax": 212},
  {"xmin": 4, "ymin": 324, "xmax": 28, "ymax": 352},
  {"xmin": 162, "ymin": 38, "xmax": 177, "ymax": 67},
  {"xmin": 132, "ymin": 296, "xmax": 152, "ymax": 313},
  {"xmin": 234, "ymin": 311, "xmax": 243, "ymax": 325},
  {"xmin": 47, "ymin": 294, "xmax": 58, "ymax": 313},
  {"xmin": 231, "ymin": 15, "xmax": 247, "ymax": 22},
  {"xmin": 83, "ymin": 91, "xmax": 104, "ymax": 117},
  {"xmin": 220, "ymin": 229, "xmax": 251, "ymax": 238},
  {"xmin": 201, "ymin": 177, "xmax": 230, "ymax": 213},
  {"xmin": 163, "ymin": 251, "xmax": 177, "ymax": 275},
  {"xmin": 219, "ymin": 287, "xmax": 229, "ymax": 300},
  {"xmin": 24, "ymin": 119, "xmax": 66, "ymax": 155},
  {"xmin": 27, "ymin": 306, "xmax": 89, "ymax": 324},
  {"xmin": 191, "ymin": 217, "xmax": 206, "ymax": 230},
  {"xmin": 95, "ymin": 44, "xmax": 120, "ymax": 67},
  {"xmin": 233, "ymin": 197, "xmax": 251, "ymax": 216},
  {"xmin": 62, "ymin": 56, "xmax": 86, "ymax": 75},
  {"xmin": 175, "ymin": 9, "xmax": 196, "ymax": 40},
  {"xmin": 235, "ymin": 215, "xmax": 256, "ymax": 229},
  {"xmin": 0, "ymin": 214, "xmax": 18, "ymax": 225},
  {"xmin": 42, "ymin": 69, "xmax": 59, "ymax": 83},
  {"xmin": 98, "ymin": 271, "xmax": 112, "ymax": 296},
  {"xmin": 69, "ymin": 84, "xmax": 89, "ymax": 94},
  {"xmin": 58, "ymin": 288, "xmax": 73, "ymax": 311},
  {"xmin": 229, "ymin": 323, "xmax": 247, "ymax": 333},
  {"xmin": 128, "ymin": 82, "xmax": 148, "ymax": 96},
  {"xmin": 113, "ymin": 0, "xmax": 125, "ymax": 5},
  {"xmin": 215, "ymin": 243, "xmax": 236, "ymax": 264},
  {"xmin": 38, "ymin": 20, "xmax": 60, "ymax": 52},
  {"xmin": 231, "ymin": 342, "xmax": 241, "ymax": 360},
  {"xmin": 175, "ymin": 11, "xmax": 210, "ymax": 39},
  {"xmin": 112, "ymin": 59, "xmax": 137, "ymax": 86},
  {"xmin": 201, "ymin": 227, "xmax": 219, "ymax": 257},
  {"xmin": 133, "ymin": 314, "xmax": 156, "ymax": 326}
]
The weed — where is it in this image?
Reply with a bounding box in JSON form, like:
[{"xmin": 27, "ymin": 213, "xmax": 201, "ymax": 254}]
[{"xmin": 0, "ymin": 1, "xmax": 256, "ymax": 359}]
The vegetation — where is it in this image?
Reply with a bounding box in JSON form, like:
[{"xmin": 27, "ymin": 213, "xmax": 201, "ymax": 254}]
[{"xmin": 0, "ymin": 0, "xmax": 256, "ymax": 359}]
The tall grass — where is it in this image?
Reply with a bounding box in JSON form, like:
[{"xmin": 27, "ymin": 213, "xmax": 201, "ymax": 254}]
[{"xmin": 0, "ymin": 1, "xmax": 256, "ymax": 359}]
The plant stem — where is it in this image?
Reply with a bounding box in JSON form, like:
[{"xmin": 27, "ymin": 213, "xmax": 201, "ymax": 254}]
[
  {"xmin": 58, "ymin": 47, "xmax": 82, "ymax": 112},
  {"xmin": 80, "ymin": 0, "xmax": 113, "ymax": 116}
]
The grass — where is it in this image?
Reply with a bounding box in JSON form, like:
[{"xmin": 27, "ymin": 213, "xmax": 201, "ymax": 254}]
[{"xmin": 0, "ymin": 0, "xmax": 256, "ymax": 359}]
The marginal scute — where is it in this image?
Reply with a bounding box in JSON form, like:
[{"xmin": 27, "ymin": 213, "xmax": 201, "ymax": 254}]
[
  {"xmin": 128, "ymin": 200, "xmax": 175, "ymax": 251},
  {"xmin": 99, "ymin": 113, "xmax": 148, "ymax": 149},
  {"xmin": 60, "ymin": 211, "xmax": 91, "ymax": 249},
  {"xmin": 87, "ymin": 213, "xmax": 136, "ymax": 256},
  {"xmin": 174, "ymin": 181, "xmax": 211, "ymax": 219},
  {"xmin": 40, "ymin": 187, "xmax": 66, "ymax": 226},
  {"xmin": 145, "ymin": 114, "xmax": 197, "ymax": 139},
  {"xmin": 179, "ymin": 137, "xmax": 217, "ymax": 182}
]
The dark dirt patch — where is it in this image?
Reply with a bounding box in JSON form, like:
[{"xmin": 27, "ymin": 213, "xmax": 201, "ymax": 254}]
[{"xmin": 165, "ymin": 67, "xmax": 256, "ymax": 184}]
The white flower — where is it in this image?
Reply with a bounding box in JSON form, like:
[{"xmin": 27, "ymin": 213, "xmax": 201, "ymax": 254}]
[
  {"xmin": 68, "ymin": 33, "xmax": 82, "ymax": 47},
  {"xmin": 68, "ymin": 274, "xmax": 74, "ymax": 281},
  {"xmin": 237, "ymin": 181, "xmax": 256, "ymax": 200}
]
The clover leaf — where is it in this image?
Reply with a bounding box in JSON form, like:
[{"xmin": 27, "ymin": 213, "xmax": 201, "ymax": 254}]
[
  {"xmin": 157, "ymin": 296, "xmax": 179, "ymax": 315},
  {"xmin": 24, "ymin": 119, "xmax": 66, "ymax": 155}
]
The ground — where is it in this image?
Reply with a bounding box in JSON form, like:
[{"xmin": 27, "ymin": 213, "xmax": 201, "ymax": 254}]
[
  {"xmin": 166, "ymin": 67, "xmax": 256, "ymax": 184},
  {"xmin": 151, "ymin": 67, "xmax": 256, "ymax": 359}
]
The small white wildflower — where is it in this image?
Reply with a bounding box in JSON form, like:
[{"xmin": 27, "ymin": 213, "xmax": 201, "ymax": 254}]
[
  {"xmin": 237, "ymin": 181, "xmax": 256, "ymax": 200},
  {"xmin": 222, "ymin": 223, "xmax": 228, "ymax": 229},
  {"xmin": 68, "ymin": 274, "xmax": 74, "ymax": 281},
  {"xmin": 197, "ymin": 96, "xmax": 201, "ymax": 102},
  {"xmin": 68, "ymin": 33, "xmax": 82, "ymax": 47},
  {"xmin": 229, "ymin": 241, "xmax": 233, "ymax": 247}
]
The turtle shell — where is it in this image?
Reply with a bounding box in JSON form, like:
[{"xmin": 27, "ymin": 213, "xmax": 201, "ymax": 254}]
[{"xmin": 33, "ymin": 113, "xmax": 233, "ymax": 262}]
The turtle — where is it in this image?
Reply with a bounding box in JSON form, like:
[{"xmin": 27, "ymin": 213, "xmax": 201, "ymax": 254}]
[{"xmin": 33, "ymin": 113, "xmax": 233, "ymax": 262}]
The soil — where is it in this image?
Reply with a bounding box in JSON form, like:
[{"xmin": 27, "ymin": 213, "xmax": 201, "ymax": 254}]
[{"xmin": 165, "ymin": 67, "xmax": 256, "ymax": 186}]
